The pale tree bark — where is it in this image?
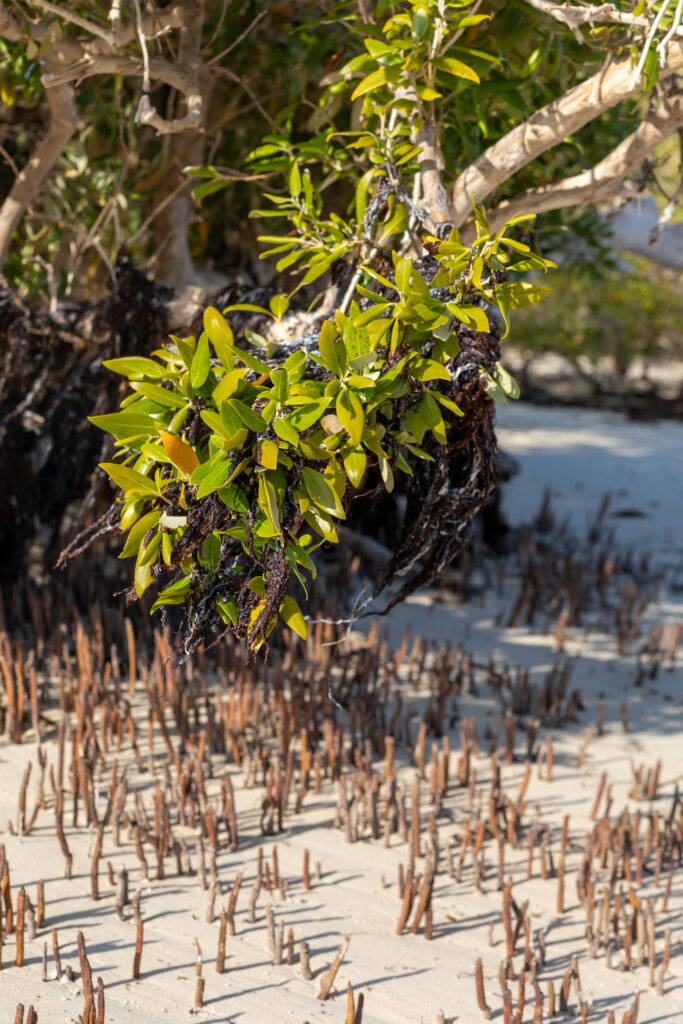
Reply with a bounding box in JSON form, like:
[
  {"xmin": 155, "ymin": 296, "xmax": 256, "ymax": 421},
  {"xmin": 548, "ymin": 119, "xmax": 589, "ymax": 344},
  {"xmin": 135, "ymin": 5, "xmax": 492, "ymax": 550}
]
[
  {"xmin": 0, "ymin": 1, "xmax": 207, "ymax": 276},
  {"xmin": 151, "ymin": 3, "xmax": 219, "ymax": 290},
  {"xmin": 450, "ymin": 38, "xmax": 683, "ymax": 226},
  {"xmin": 480, "ymin": 94, "xmax": 683, "ymax": 237},
  {"xmin": 0, "ymin": 58, "xmax": 78, "ymax": 268}
]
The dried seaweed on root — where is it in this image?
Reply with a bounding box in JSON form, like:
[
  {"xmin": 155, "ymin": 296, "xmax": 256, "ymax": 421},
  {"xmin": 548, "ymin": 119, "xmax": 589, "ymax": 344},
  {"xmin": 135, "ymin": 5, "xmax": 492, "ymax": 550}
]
[{"xmin": 371, "ymin": 328, "xmax": 499, "ymax": 616}]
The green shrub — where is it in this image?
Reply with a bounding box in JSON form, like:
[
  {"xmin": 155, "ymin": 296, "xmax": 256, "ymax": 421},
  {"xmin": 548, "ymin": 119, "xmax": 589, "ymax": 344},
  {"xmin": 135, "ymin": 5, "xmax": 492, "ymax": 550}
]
[{"xmin": 90, "ymin": 207, "xmax": 549, "ymax": 652}]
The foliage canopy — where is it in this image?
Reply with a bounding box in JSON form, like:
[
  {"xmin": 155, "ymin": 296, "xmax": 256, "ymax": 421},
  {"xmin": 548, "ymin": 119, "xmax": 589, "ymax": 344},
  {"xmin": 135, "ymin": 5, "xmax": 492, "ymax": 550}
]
[{"xmin": 4, "ymin": 0, "xmax": 683, "ymax": 649}]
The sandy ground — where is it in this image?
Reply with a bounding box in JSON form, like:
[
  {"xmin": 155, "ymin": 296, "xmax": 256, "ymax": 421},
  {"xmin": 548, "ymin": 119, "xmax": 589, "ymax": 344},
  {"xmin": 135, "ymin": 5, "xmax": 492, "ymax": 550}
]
[{"xmin": 0, "ymin": 402, "xmax": 681, "ymax": 1024}]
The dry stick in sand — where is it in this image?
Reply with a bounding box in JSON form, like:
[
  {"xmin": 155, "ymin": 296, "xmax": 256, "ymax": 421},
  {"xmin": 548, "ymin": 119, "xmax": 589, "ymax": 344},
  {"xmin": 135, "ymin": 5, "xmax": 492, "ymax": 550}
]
[
  {"xmin": 226, "ymin": 871, "xmax": 242, "ymax": 935},
  {"xmin": 656, "ymin": 927, "xmax": 671, "ymax": 996},
  {"xmin": 216, "ymin": 906, "xmax": 227, "ymax": 973},
  {"xmin": 96, "ymin": 977, "xmax": 105, "ymax": 1024},
  {"xmin": 303, "ymin": 848, "xmax": 311, "ymax": 891},
  {"xmin": 194, "ymin": 940, "xmax": 204, "ymax": 1008},
  {"xmin": 77, "ymin": 931, "xmax": 95, "ymax": 1024},
  {"xmin": 2, "ymin": 854, "xmax": 14, "ymax": 932},
  {"xmin": 317, "ymin": 934, "xmax": 350, "ymax": 1000},
  {"xmin": 345, "ymin": 982, "xmax": 355, "ymax": 1024},
  {"xmin": 287, "ymin": 927, "xmax": 294, "ymax": 965},
  {"xmin": 55, "ymin": 812, "xmax": 73, "ymax": 879},
  {"xmin": 36, "ymin": 880, "xmax": 45, "ymax": 928},
  {"xmin": 646, "ymin": 900, "xmax": 656, "ymax": 988},
  {"xmin": 91, "ymin": 825, "xmax": 104, "ymax": 900},
  {"xmin": 547, "ymin": 980, "xmax": 556, "ymax": 1016},
  {"xmin": 474, "ymin": 958, "xmax": 492, "ymax": 1019},
  {"xmin": 51, "ymin": 928, "xmax": 62, "ymax": 979},
  {"xmin": 15, "ymin": 887, "xmax": 25, "ymax": 967},
  {"xmin": 396, "ymin": 873, "xmax": 416, "ymax": 935},
  {"xmin": 132, "ymin": 915, "xmax": 143, "ymax": 979},
  {"xmin": 559, "ymin": 964, "xmax": 573, "ymax": 1013},
  {"xmin": 299, "ymin": 941, "xmax": 313, "ymax": 980},
  {"xmin": 273, "ymin": 922, "xmax": 284, "ymax": 966},
  {"xmin": 532, "ymin": 981, "xmax": 544, "ymax": 1024}
]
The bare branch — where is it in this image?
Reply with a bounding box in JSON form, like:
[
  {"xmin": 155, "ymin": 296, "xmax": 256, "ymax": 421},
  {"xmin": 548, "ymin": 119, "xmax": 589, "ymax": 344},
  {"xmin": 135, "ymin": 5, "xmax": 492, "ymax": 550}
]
[
  {"xmin": 522, "ymin": 0, "xmax": 648, "ymax": 31},
  {"xmin": 657, "ymin": 0, "xmax": 683, "ymax": 65},
  {"xmin": 211, "ymin": 66, "xmax": 274, "ymax": 126},
  {"xmin": 207, "ymin": 8, "xmax": 268, "ymax": 66},
  {"xmin": 0, "ymin": 79, "xmax": 78, "ymax": 268},
  {"xmin": 633, "ymin": 0, "xmax": 672, "ymax": 82},
  {"xmin": 29, "ymin": 0, "xmax": 114, "ymax": 45},
  {"xmin": 451, "ymin": 36, "xmax": 683, "ymax": 225},
  {"xmin": 417, "ymin": 121, "xmax": 454, "ymax": 223},
  {"xmin": 482, "ymin": 94, "xmax": 683, "ymax": 236},
  {"xmin": 108, "ymin": 0, "xmax": 122, "ymax": 37},
  {"xmin": 131, "ymin": 0, "xmax": 151, "ymax": 94},
  {"xmin": 0, "ymin": 1, "xmax": 27, "ymax": 40},
  {"xmin": 42, "ymin": 54, "xmax": 195, "ymax": 103}
]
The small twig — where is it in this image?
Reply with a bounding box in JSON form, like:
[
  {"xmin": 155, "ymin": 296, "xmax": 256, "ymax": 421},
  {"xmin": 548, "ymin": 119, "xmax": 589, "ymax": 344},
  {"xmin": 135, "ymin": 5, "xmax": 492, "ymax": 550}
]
[{"xmin": 317, "ymin": 934, "xmax": 350, "ymax": 1000}]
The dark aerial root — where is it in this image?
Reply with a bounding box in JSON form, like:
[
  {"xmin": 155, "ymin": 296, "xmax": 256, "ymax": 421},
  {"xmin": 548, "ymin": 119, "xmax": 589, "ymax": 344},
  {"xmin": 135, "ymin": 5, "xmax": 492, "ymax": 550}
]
[
  {"xmin": 372, "ymin": 326, "xmax": 499, "ymax": 616},
  {"xmin": 0, "ymin": 253, "xmax": 171, "ymax": 582}
]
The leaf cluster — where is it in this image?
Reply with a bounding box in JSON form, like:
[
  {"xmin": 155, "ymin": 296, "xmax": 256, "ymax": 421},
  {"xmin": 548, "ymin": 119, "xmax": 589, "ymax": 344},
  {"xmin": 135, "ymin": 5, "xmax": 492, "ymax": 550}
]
[{"xmin": 92, "ymin": 204, "xmax": 550, "ymax": 652}]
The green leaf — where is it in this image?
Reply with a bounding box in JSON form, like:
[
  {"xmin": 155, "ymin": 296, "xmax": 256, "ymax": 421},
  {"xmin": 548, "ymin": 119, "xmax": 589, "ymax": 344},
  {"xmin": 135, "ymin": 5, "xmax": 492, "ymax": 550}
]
[
  {"xmin": 139, "ymin": 530, "xmax": 162, "ymax": 567},
  {"xmin": 258, "ymin": 475, "xmax": 281, "ymax": 535},
  {"xmin": 103, "ymin": 357, "xmax": 166, "ymax": 380},
  {"xmin": 351, "ymin": 66, "xmax": 388, "ymax": 101},
  {"xmin": 191, "ymin": 457, "xmax": 232, "ymax": 499},
  {"xmin": 194, "ymin": 178, "xmax": 228, "ymax": 202},
  {"xmin": 273, "ymin": 417, "xmax": 299, "ymax": 445},
  {"xmin": 432, "ymin": 392, "xmax": 464, "ymax": 417},
  {"xmin": 120, "ymin": 510, "xmax": 163, "ymax": 559},
  {"xmin": 447, "ymin": 303, "xmax": 490, "ymax": 332},
  {"xmin": 301, "ymin": 466, "xmax": 341, "ymax": 516},
  {"xmin": 226, "ymin": 397, "xmax": 266, "ymax": 433},
  {"xmin": 303, "ymin": 505, "xmax": 338, "ymax": 543},
  {"xmin": 343, "ymin": 447, "xmax": 366, "ymax": 488},
  {"xmin": 287, "ymin": 398, "xmax": 330, "ymax": 431},
  {"xmin": 318, "ymin": 320, "xmax": 346, "ymax": 375},
  {"xmin": 394, "ymin": 256, "xmax": 412, "ymax": 295},
  {"xmin": 130, "ymin": 382, "xmax": 187, "ymax": 409},
  {"xmin": 336, "ymin": 388, "xmax": 364, "ymax": 446},
  {"xmin": 100, "ymin": 462, "xmax": 158, "ymax": 496},
  {"xmin": 493, "ymin": 363, "xmax": 521, "ymax": 400},
  {"xmin": 279, "ymin": 595, "xmax": 307, "ymax": 640},
  {"xmin": 269, "ymin": 293, "xmax": 289, "ymax": 320},
  {"xmin": 496, "ymin": 281, "xmax": 551, "ymax": 310},
  {"xmin": 421, "ymin": 393, "xmax": 447, "ymax": 444},
  {"xmin": 203, "ymin": 307, "xmax": 235, "ymax": 370},
  {"xmin": 229, "ymin": 345, "xmax": 271, "ymax": 375},
  {"xmin": 288, "ymin": 162, "xmax": 302, "ymax": 197},
  {"xmin": 216, "ymin": 595, "xmax": 238, "ymax": 625},
  {"xmin": 412, "ymin": 359, "xmax": 450, "ymax": 382},
  {"xmin": 270, "ymin": 367, "xmax": 288, "ymax": 404},
  {"xmin": 170, "ymin": 334, "xmax": 196, "ymax": 371},
  {"xmin": 191, "ymin": 331, "xmax": 211, "ymax": 387},
  {"xmin": 134, "ymin": 557, "xmax": 153, "ymax": 598},
  {"xmin": 413, "ymin": 7, "xmax": 429, "ymax": 37},
  {"xmin": 434, "ymin": 56, "xmax": 479, "ymax": 84},
  {"xmin": 151, "ymin": 577, "xmax": 191, "ymax": 612},
  {"xmin": 89, "ymin": 412, "xmax": 157, "ymax": 441}
]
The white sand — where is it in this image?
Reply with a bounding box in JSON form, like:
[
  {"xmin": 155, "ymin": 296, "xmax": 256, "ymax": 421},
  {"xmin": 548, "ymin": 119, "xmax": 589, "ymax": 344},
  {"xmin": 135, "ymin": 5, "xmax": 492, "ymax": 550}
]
[{"xmin": 0, "ymin": 403, "xmax": 681, "ymax": 1023}]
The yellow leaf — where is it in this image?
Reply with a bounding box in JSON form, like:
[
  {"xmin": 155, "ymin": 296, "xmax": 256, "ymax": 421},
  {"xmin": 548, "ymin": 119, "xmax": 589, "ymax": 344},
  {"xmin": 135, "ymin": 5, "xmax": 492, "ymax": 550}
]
[
  {"xmin": 259, "ymin": 438, "xmax": 279, "ymax": 470},
  {"xmin": 159, "ymin": 430, "xmax": 200, "ymax": 477}
]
